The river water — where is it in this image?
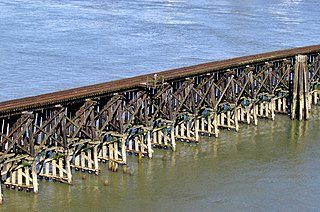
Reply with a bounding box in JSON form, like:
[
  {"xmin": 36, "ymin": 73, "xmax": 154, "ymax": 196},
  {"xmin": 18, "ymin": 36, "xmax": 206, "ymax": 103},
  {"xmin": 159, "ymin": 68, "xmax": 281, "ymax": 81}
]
[{"xmin": 1, "ymin": 0, "xmax": 320, "ymax": 211}]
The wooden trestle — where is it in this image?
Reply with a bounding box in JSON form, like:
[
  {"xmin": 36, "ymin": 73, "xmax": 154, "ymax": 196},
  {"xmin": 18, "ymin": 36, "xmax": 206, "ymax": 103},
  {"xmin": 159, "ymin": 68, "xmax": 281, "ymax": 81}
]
[{"xmin": 1, "ymin": 46, "xmax": 320, "ymax": 204}]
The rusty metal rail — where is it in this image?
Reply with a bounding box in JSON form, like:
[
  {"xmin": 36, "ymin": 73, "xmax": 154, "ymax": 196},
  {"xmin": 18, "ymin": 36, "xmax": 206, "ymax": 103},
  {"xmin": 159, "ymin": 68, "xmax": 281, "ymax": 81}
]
[{"xmin": 1, "ymin": 45, "xmax": 320, "ymax": 117}]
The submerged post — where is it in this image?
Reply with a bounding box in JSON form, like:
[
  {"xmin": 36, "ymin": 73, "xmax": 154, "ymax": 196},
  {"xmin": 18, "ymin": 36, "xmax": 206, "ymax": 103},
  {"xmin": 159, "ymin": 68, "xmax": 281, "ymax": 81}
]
[{"xmin": 291, "ymin": 55, "xmax": 309, "ymax": 120}]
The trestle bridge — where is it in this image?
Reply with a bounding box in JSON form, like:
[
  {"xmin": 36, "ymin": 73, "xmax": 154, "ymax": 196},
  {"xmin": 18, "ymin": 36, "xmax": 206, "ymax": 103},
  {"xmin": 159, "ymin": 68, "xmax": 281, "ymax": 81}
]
[{"xmin": 1, "ymin": 45, "xmax": 320, "ymax": 204}]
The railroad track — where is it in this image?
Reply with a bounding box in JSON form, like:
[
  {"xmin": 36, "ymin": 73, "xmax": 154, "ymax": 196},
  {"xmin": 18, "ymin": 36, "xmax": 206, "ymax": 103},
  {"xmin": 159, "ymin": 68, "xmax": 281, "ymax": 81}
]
[{"xmin": 1, "ymin": 44, "xmax": 320, "ymax": 117}]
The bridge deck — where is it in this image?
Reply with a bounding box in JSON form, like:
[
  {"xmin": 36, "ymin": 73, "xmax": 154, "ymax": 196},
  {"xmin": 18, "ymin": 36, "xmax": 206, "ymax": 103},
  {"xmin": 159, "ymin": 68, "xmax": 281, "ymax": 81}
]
[{"xmin": 1, "ymin": 44, "xmax": 320, "ymax": 116}]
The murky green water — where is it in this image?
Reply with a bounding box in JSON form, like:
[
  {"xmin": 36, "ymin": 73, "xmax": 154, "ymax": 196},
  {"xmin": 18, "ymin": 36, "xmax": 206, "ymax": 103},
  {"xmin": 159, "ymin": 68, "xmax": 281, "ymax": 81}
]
[{"xmin": 2, "ymin": 107, "xmax": 320, "ymax": 212}]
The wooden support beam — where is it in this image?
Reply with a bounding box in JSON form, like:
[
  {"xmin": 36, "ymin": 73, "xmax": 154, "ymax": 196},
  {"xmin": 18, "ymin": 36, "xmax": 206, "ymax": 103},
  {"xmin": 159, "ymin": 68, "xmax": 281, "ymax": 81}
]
[
  {"xmin": 108, "ymin": 143, "xmax": 113, "ymax": 170},
  {"xmin": 195, "ymin": 118, "xmax": 199, "ymax": 142},
  {"xmin": 0, "ymin": 169, "xmax": 3, "ymax": 205},
  {"xmin": 213, "ymin": 113, "xmax": 219, "ymax": 137},
  {"xmin": 253, "ymin": 104, "xmax": 258, "ymax": 126},
  {"xmin": 170, "ymin": 125, "xmax": 176, "ymax": 151},
  {"xmin": 147, "ymin": 130, "xmax": 153, "ymax": 158},
  {"xmin": 93, "ymin": 145, "xmax": 99, "ymax": 175},
  {"xmin": 292, "ymin": 55, "xmax": 309, "ymax": 120},
  {"xmin": 314, "ymin": 90, "xmax": 318, "ymax": 104},
  {"xmin": 113, "ymin": 142, "xmax": 119, "ymax": 172},
  {"xmin": 121, "ymin": 136, "xmax": 127, "ymax": 165},
  {"xmin": 65, "ymin": 150, "xmax": 72, "ymax": 183},
  {"xmin": 302, "ymin": 56, "xmax": 310, "ymax": 120},
  {"xmin": 31, "ymin": 161, "xmax": 38, "ymax": 193}
]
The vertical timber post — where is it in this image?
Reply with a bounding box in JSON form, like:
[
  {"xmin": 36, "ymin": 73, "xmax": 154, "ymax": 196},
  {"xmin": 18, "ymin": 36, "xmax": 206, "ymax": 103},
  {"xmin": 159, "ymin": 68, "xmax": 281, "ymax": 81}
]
[
  {"xmin": 62, "ymin": 110, "xmax": 72, "ymax": 183},
  {"xmin": 195, "ymin": 118, "xmax": 199, "ymax": 142},
  {"xmin": 0, "ymin": 169, "xmax": 2, "ymax": 204},
  {"xmin": 302, "ymin": 56, "xmax": 310, "ymax": 120},
  {"xmin": 291, "ymin": 55, "xmax": 309, "ymax": 120},
  {"xmin": 121, "ymin": 135, "xmax": 127, "ymax": 165},
  {"xmin": 65, "ymin": 149, "xmax": 72, "ymax": 184},
  {"xmin": 170, "ymin": 124, "xmax": 176, "ymax": 151},
  {"xmin": 147, "ymin": 130, "xmax": 153, "ymax": 158},
  {"xmin": 31, "ymin": 161, "xmax": 38, "ymax": 193},
  {"xmin": 213, "ymin": 113, "xmax": 219, "ymax": 137}
]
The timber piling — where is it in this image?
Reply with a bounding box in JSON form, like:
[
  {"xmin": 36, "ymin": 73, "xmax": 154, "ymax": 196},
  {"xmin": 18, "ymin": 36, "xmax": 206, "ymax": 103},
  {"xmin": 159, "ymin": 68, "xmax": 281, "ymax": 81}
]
[{"xmin": 0, "ymin": 45, "xmax": 320, "ymax": 204}]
